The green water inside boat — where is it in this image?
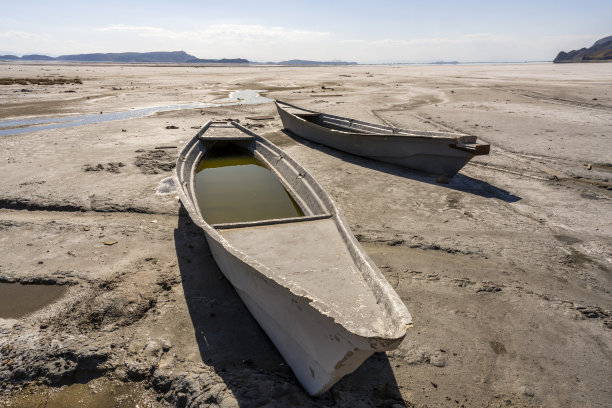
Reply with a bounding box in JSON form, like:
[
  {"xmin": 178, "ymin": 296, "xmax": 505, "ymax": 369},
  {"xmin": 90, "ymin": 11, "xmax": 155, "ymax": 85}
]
[{"xmin": 194, "ymin": 144, "xmax": 303, "ymax": 224}]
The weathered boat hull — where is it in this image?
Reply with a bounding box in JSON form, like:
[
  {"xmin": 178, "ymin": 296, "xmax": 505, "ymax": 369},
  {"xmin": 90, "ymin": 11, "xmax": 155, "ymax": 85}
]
[
  {"xmin": 276, "ymin": 100, "xmax": 490, "ymax": 177},
  {"xmin": 175, "ymin": 121, "xmax": 412, "ymax": 395},
  {"xmin": 206, "ymin": 236, "xmax": 393, "ymax": 394}
]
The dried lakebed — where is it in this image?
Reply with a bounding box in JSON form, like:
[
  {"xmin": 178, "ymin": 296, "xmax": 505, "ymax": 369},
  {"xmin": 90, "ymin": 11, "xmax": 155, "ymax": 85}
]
[{"xmin": 0, "ymin": 63, "xmax": 610, "ymax": 407}]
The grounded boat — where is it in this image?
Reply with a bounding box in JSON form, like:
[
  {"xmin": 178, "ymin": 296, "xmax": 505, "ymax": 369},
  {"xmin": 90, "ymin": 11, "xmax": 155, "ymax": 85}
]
[
  {"xmin": 175, "ymin": 121, "xmax": 412, "ymax": 395},
  {"xmin": 275, "ymin": 100, "xmax": 490, "ymax": 177}
]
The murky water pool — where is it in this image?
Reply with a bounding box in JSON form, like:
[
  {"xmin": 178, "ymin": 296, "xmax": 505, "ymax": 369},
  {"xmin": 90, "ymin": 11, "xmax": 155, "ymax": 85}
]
[
  {"xmin": 2, "ymin": 378, "xmax": 158, "ymax": 408},
  {"xmin": 194, "ymin": 143, "xmax": 303, "ymax": 224},
  {"xmin": 0, "ymin": 282, "xmax": 68, "ymax": 319},
  {"xmin": 0, "ymin": 89, "xmax": 271, "ymax": 136}
]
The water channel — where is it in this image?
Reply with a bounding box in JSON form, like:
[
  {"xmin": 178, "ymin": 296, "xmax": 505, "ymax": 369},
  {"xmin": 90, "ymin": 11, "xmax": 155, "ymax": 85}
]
[{"xmin": 0, "ymin": 90, "xmax": 271, "ymax": 136}]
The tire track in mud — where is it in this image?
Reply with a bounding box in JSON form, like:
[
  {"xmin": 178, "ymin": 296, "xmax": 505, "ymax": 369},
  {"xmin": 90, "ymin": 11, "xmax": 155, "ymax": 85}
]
[
  {"xmin": 355, "ymin": 233, "xmax": 485, "ymax": 258},
  {"xmin": 397, "ymin": 268, "xmax": 612, "ymax": 329},
  {"xmin": 495, "ymin": 87, "xmax": 612, "ymax": 113}
]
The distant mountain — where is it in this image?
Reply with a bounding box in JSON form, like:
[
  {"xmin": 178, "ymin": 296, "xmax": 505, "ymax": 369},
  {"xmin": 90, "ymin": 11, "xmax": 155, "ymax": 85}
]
[
  {"xmin": 56, "ymin": 51, "xmax": 197, "ymax": 63},
  {"xmin": 554, "ymin": 36, "xmax": 612, "ymax": 63},
  {"xmin": 3, "ymin": 51, "xmax": 250, "ymax": 64},
  {"xmin": 274, "ymin": 59, "xmax": 357, "ymax": 66},
  {"xmin": 21, "ymin": 54, "xmax": 55, "ymax": 60},
  {"xmin": 186, "ymin": 58, "xmax": 249, "ymax": 64},
  {"xmin": 1, "ymin": 52, "xmax": 359, "ymax": 65}
]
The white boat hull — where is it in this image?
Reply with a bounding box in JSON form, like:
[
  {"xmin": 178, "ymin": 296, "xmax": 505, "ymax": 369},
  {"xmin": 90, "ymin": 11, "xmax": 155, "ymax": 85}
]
[
  {"xmin": 176, "ymin": 121, "xmax": 411, "ymax": 395},
  {"xmin": 206, "ymin": 236, "xmax": 396, "ymax": 394}
]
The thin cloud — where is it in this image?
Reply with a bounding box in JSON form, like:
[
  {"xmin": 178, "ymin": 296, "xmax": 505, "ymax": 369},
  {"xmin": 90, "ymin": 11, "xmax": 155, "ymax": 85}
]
[
  {"xmin": 367, "ymin": 34, "xmax": 514, "ymax": 47},
  {"xmin": 97, "ymin": 24, "xmax": 329, "ymax": 43},
  {"xmin": 338, "ymin": 39, "xmax": 367, "ymax": 44},
  {"xmin": 0, "ymin": 30, "xmax": 41, "ymax": 40}
]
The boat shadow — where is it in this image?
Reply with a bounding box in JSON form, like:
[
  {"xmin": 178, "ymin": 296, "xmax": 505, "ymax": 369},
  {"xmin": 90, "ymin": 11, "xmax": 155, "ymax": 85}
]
[
  {"xmin": 174, "ymin": 204, "xmax": 408, "ymax": 406},
  {"xmin": 279, "ymin": 130, "xmax": 521, "ymax": 203}
]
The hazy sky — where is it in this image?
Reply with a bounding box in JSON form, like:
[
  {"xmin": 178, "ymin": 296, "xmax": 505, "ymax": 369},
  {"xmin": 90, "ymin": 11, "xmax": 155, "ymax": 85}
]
[{"xmin": 1, "ymin": 0, "xmax": 610, "ymax": 63}]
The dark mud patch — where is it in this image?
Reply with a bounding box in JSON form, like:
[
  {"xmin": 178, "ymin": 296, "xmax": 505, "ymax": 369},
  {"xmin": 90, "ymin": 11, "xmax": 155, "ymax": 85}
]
[
  {"xmin": 560, "ymin": 248, "xmax": 593, "ymax": 267},
  {"xmin": 575, "ymin": 305, "xmax": 609, "ymax": 319},
  {"xmin": 0, "ymin": 275, "xmax": 79, "ymax": 286},
  {"xmin": 446, "ymin": 192, "xmax": 463, "ymax": 209},
  {"xmin": 0, "ymin": 196, "xmax": 158, "ymax": 214},
  {"xmin": 83, "ymin": 162, "xmax": 126, "ymax": 173},
  {"xmin": 475, "ymin": 282, "xmax": 503, "ymax": 293},
  {"xmin": 554, "ymin": 234, "xmax": 582, "ymax": 245},
  {"xmin": 135, "ymin": 150, "xmax": 176, "ymax": 175},
  {"xmin": 0, "ymin": 77, "xmax": 83, "ymax": 86},
  {"xmin": 0, "ymin": 282, "xmax": 68, "ymax": 319},
  {"xmin": 0, "ymin": 340, "xmax": 110, "ymax": 390},
  {"xmin": 0, "ymin": 260, "xmax": 181, "ymax": 399},
  {"xmin": 574, "ymin": 305, "xmax": 612, "ymax": 328},
  {"xmin": 88, "ymin": 194, "xmax": 151, "ymax": 213},
  {"xmin": 592, "ymin": 163, "xmax": 612, "ymax": 173},
  {"xmin": 489, "ymin": 341, "xmax": 507, "ymax": 355},
  {"xmin": 0, "ymin": 197, "xmax": 86, "ymax": 212},
  {"xmin": 580, "ymin": 191, "xmax": 606, "ymax": 200},
  {"xmin": 356, "ymin": 234, "xmax": 481, "ymax": 256},
  {"xmin": 67, "ymin": 284, "xmax": 156, "ymax": 333},
  {"xmin": 47, "ymin": 263, "xmax": 166, "ymax": 333},
  {"xmin": 155, "ymin": 177, "xmax": 177, "ymax": 195}
]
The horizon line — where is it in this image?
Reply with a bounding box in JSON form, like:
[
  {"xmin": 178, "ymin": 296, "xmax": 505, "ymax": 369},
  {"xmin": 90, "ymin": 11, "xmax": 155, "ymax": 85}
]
[{"xmin": 0, "ymin": 52, "xmax": 553, "ymax": 65}]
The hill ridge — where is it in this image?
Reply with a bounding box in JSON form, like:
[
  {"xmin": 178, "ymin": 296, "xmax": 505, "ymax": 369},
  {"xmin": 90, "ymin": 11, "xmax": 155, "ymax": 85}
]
[{"xmin": 554, "ymin": 36, "xmax": 612, "ymax": 63}]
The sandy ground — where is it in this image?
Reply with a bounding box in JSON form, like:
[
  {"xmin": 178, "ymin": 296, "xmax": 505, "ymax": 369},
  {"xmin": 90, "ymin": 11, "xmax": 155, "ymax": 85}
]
[{"xmin": 0, "ymin": 62, "xmax": 610, "ymax": 407}]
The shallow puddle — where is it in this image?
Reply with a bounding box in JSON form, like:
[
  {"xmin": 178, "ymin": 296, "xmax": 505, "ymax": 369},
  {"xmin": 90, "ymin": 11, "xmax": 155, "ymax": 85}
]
[
  {"xmin": 0, "ymin": 282, "xmax": 68, "ymax": 319},
  {"xmin": 2, "ymin": 378, "xmax": 158, "ymax": 408},
  {"xmin": 195, "ymin": 143, "xmax": 303, "ymax": 224}
]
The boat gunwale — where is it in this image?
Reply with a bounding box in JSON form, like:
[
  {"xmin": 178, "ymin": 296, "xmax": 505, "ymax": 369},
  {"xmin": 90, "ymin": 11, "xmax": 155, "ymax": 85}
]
[{"xmin": 275, "ymin": 99, "xmax": 475, "ymax": 142}]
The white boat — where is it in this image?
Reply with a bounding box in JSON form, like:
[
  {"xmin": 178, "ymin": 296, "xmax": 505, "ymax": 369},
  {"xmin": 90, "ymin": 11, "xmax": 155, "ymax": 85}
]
[
  {"xmin": 276, "ymin": 100, "xmax": 490, "ymax": 177},
  {"xmin": 175, "ymin": 121, "xmax": 412, "ymax": 395}
]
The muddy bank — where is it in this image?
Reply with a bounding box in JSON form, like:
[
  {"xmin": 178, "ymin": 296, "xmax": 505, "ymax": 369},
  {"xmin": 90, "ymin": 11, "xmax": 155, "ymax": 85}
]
[{"xmin": 0, "ymin": 62, "xmax": 610, "ymax": 407}]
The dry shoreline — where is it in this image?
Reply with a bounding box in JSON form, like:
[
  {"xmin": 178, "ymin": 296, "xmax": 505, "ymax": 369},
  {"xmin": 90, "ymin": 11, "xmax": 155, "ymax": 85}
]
[{"xmin": 0, "ymin": 62, "xmax": 610, "ymax": 407}]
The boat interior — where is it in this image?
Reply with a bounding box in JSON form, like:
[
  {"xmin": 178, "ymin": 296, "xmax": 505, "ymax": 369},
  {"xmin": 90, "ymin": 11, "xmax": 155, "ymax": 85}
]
[{"xmin": 195, "ymin": 122, "xmax": 333, "ymax": 231}]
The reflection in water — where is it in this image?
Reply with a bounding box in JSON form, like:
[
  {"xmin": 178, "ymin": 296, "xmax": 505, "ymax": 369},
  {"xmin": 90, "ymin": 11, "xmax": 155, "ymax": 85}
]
[
  {"xmin": 194, "ymin": 143, "xmax": 303, "ymax": 224},
  {"xmin": 0, "ymin": 89, "xmax": 271, "ymax": 136},
  {"xmin": 0, "ymin": 282, "xmax": 68, "ymax": 319}
]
